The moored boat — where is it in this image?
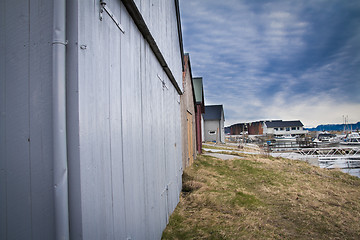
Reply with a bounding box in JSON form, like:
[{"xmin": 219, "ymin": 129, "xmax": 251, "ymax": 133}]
[
  {"xmin": 340, "ymin": 132, "xmax": 360, "ymax": 145},
  {"xmin": 274, "ymin": 135, "xmax": 297, "ymax": 142},
  {"xmin": 313, "ymin": 131, "xmax": 340, "ymax": 146}
]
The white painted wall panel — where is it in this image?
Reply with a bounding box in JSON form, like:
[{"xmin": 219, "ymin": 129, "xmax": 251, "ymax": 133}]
[
  {"xmin": 0, "ymin": 0, "xmax": 55, "ymax": 239},
  {"xmin": 135, "ymin": 0, "xmax": 183, "ymax": 91},
  {"xmin": 28, "ymin": 1, "xmax": 56, "ymax": 238},
  {"xmin": 73, "ymin": 1, "xmax": 124, "ymax": 239},
  {"xmin": 2, "ymin": 0, "xmax": 183, "ymax": 239},
  {"xmin": 220, "ymin": 113, "xmax": 225, "ymax": 143},
  {"xmin": 0, "ymin": 1, "xmax": 5, "ymax": 237},
  {"xmin": 68, "ymin": 0, "xmax": 183, "ymax": 239},
  {"xmin": 120, "ymin": 4, "xmax": 147, "ymax": 239},
  {"xmin": 1, "ymin": 2, "xmax": 32, "ymax": 238},
  {"xmin": 107, "ymin": 2, "xmax": 127, "ymax": 238},
  {"xmin": 204, "ymin": 120, "xmax": 221, "ymax": 142}
]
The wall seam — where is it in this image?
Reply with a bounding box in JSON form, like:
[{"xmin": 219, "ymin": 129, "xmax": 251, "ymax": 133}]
[{"xmin": 27, "ymin": 1, "xmax": 34, "ymax": 238}]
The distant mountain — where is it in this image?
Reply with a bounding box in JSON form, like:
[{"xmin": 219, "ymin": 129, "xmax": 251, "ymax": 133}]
[{"xmin": 305, "ymin": 122, "xmax": 360, "ymax": 131}]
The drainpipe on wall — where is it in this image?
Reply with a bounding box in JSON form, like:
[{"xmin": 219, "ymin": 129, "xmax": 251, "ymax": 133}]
[{"xmin": 52, "ymin": 0, "xmax": 69, "ymax": 239}]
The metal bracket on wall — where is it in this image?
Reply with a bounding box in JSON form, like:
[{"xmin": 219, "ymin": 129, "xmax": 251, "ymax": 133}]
[
  {"xmin": 160, "ymin": 185, "xmax": 168, "ymax": 197},
  {"xmin": 99, "ymin": 0, "xmax": 125, "ymax": 33},
  {"xmin": 160, "ymin": 182, "xmax": 173, "ymax": 197},
  {"xmin": 157, "ymin": 74, "xmax": 169, "ymax": 90}
]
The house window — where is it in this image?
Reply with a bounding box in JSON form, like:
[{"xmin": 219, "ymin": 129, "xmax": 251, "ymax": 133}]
[
  {"xmin": 291, "ymin": 127, "xmax": 296, "ymax": 130},
  {"xmin": 280, "ymin": 128, "xmax": 284, "ymax": 131},
  {"xmin": 286, "ymin": 127, "xmax": 290, "ymax": 131},
  {"xmin": 209, "ymin": 130, "xmax": 216, "ymax": 135},
  {"xmin": 274, "ymin": 128, "xmax": 278, "ymax": 131}
]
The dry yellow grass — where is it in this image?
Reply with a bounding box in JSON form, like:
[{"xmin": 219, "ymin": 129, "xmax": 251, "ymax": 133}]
[{"xmin": 162, "ymin": 154, "xmax": 360, "ymax": 239}]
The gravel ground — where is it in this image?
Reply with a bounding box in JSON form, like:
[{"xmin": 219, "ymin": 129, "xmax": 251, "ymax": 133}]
[{"xmin": 203, "ymin": 152, "xmax": 243, "ymax": 160}]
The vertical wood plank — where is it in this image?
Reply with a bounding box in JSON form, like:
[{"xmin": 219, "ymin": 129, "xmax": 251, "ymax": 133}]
[
  {"xmin": 4, "ymin": 0, "xmax": 32, "ymax": 239},
  {"xmin": 0, "ymin": 0, "xmax": 7, "ymax": 238},
  {"xmin": 29, "ymin": 0, "xmax": 55, "ymax": 238}
]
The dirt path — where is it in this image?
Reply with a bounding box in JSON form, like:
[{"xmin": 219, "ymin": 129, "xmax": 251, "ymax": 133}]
[{"xmin": 203, "ymin": 152, "xmax": 243, "ymax": 160}]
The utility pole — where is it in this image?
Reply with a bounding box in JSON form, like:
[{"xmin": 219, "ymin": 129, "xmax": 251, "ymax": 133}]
[{"xmin": 242, "ymin": 124, "xmax": 245, "ymax": 144}]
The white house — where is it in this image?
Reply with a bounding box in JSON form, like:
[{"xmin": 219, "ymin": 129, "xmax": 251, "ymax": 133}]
[
  {"xmin": 203, "ymin": 105, "xmax": 225, "ymax": 143},
  {"xmin": 263, "ymin": 120, "xmax": 308, "ymax": 137}
]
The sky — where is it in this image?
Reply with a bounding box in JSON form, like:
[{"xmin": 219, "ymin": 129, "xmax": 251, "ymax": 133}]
[{"xmin": 179, "ymin": 0, "xmax": 360, "ymax": 128}]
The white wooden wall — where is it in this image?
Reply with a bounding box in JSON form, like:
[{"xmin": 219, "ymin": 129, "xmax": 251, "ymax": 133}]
[
  {"xmin": 0, "ymin": 1, "xmax": 56, "ymax": 239},
  {"xmin": 1, "ymin": 0, "xmax": 183, "ymax": 239},
  {"xmin": 133, "ymin": 0, "xmax": 183, "ymax": 91},
  {"xmin": 67, "ymin": 0, "xmax": 183, "ymax": 239}
]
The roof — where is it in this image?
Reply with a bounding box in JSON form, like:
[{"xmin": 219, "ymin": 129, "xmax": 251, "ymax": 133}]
[
  {"xmin": 264, "ymin": 120, "xmax": 304, "ymax": 128},
  {"xmin": 193, "ymin": 77, "xmax": 204, "ymax": 104},
  {"xmin": 203, "ymin": 105, "xmax": 224, "ymax": 121},
  {"xmin": 175, "ymin": 0, "xmax": 184, "ymax": 72}
]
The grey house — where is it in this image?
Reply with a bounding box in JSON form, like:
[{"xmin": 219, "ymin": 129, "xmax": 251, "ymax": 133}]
[
  {"xmin": 1, "ymin": 1, "xmax": 183, "ymax": 239},
  {"xmin": 203, "ymin": 105, "xmax": 225, "ymax": 143}
]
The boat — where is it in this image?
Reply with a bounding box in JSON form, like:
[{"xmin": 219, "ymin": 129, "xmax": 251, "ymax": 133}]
[
  {"xmin": 313, "ymin": 132, "xmax": 340, "ymax": 146},
  {"xmin": 340, "ymin": 132, "xmax": 360, "ymax": 145},
  {"xmin": 274, "ymin": 135, "xmax": 297, "ymax": 142}
]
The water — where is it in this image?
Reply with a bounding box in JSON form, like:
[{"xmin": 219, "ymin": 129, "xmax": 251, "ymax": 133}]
[
  {"xmin": 341, "ymin": 168, "xmax": 360, "ymax": 178},
  {"xmin": 270, "ymin": 150, "xmax": 360, "ymax": 178},
  {"xmin": 318, "ymin": 158, "xmax": 360, "ymax": 178}
]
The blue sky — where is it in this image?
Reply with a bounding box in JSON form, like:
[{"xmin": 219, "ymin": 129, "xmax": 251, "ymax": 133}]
[{"xmin": 179, "ymin": 0, "xmax": 360, "ymax": 127}]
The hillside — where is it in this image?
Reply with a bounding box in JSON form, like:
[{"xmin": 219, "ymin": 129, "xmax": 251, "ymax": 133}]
[
  {"xmin": 306, "ymin": 122, "xmax": 360, "ymax": 131},
  {"xmin": 162, "ymin": 153, "xmax": 360, "ymax": 239}
]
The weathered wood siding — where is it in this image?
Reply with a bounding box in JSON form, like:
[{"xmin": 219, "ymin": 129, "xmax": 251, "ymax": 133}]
[
  {"xmin": 1, "ymin": 0, "xmax": 183, "ymax": 239},
  {"xmin": 0, "ymin": 1, "xmax": 55, "ymax": 239},
  {"xmin": 68, "ymin": 1, "xmax": 182, "ymax": 239},
  {"xmin": 133, "ymin": 0, "xmax": 183, "ymax": 91},
  {"xmin": 181, "ymin": 54, "xmax": 197, "ymax": 169}
]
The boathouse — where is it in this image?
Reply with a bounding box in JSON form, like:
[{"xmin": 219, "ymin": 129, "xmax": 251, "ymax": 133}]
[
  {"xmin": 193, "ymin": 77, "xmax": 205, "ymax": 153},
  {"xmin": 230, "ymin": 121, "xmax": 264, "ymax": 135},
  {"xmin": 203, "ymin": 105, "xmax": 225, "ymax": 143},
  {"xmin": 1, "ymin": 0, "xmax": 183, "ymax": 239},
  {"xmin": 181, "ymin": 53, "xmax": 197, "ymax": 169}
]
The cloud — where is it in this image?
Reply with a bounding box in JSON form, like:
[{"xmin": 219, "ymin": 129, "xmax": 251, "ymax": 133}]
[
  {"xmin": 262, "ymin": 94, "xmax": 360, "ymax": 128},
  {"xmin": 224, "ymin": 92, "xmax": 360, "ymax": 127},
  {"xmin": 180, "ymin": 0, "xmax": 360, "ymax": 127}
]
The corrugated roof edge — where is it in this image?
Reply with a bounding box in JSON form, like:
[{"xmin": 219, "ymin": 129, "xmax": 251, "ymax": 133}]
[{"xmin": 175, "ymin": 0, "xmax": 184, "ymax": 72}]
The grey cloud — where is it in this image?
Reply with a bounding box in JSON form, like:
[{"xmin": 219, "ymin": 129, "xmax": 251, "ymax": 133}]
[{"xmin": 180, "ymin": 0, "xmax": 360, "ymax": 126}]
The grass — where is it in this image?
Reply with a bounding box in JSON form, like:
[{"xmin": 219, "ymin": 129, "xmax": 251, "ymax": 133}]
[{"xmin": 162, "ymin": 154, "xmax": 360, "ymax": 239}]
